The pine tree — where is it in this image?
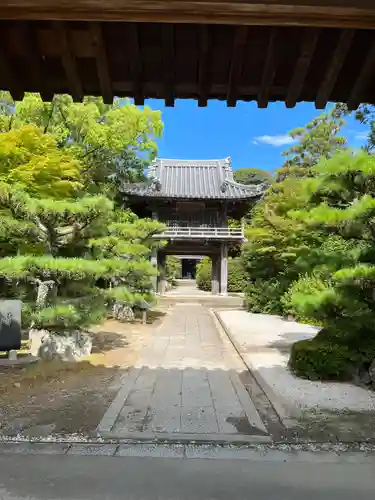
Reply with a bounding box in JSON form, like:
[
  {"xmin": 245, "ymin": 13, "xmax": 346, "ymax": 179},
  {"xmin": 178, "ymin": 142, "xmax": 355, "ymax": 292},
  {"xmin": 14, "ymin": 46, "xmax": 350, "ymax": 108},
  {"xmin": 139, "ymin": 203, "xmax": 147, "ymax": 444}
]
[
  {"xmin": 0, "ymin": 183, "xmax": 165, "ymax": 331},
  {"xmin": 276, "ymin": 112, "xmax": 347, "ymax": 181},
  {"xmin": 286, "ymin": 152, "xmax": 375, "ymax": 380}
]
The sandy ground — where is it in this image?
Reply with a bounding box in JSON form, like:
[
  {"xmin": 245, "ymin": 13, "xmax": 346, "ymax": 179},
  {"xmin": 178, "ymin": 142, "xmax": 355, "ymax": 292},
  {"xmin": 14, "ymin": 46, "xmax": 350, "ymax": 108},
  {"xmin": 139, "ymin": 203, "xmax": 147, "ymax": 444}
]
[{"xmin": 0, "ymin": 311, "xmax": 165, "ymax": 437}]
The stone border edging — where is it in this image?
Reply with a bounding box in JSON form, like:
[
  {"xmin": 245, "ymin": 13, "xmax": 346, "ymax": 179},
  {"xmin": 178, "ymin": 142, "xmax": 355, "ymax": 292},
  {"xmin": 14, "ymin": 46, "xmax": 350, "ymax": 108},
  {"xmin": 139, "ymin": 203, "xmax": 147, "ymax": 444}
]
[
  {"xmin": 0, "ymin": 440, "xmax": 375, "ymax": 462},
  {"xmin": 213, "ymin": 310, "xmax": 299, "ymax": 428}
]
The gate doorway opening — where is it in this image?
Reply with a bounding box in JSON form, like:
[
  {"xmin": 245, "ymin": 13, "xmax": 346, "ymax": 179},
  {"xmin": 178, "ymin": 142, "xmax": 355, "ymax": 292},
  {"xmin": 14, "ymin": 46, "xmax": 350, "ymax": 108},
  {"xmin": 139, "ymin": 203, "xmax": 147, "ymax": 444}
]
[{"xmin": 181, "ymin": 258, "xmax": 200, "ymax": 279}]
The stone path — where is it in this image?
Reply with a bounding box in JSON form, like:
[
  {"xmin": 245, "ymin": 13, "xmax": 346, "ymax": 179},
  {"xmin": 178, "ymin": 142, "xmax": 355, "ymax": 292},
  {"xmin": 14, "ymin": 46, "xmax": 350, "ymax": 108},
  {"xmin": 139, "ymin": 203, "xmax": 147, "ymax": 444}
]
[{"xmin": 97, "ymin": 304, "xmax": 269, "ymax": 442}]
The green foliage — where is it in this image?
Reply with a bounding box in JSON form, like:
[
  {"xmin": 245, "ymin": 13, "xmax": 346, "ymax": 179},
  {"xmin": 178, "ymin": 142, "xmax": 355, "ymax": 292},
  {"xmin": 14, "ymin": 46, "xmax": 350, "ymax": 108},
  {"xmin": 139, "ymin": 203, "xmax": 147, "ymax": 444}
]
[
  {"xmin": 0, "ymin": 125, "xmax": 84, "ymax": 198},
  {"xmin": 196, "ymin": 257, "xmax": 247, "ymax": 293},
  {"xmin": 289, "ymin": 339, "xmax": 356, "ymax": 381},
  {"xmin": 227, "ymin": 258, "xmax": 248, "ymax": 292},
  {"xmin": 196, "ymin": 257, "xmax": 212, "ymax": 291},
  {"xmin": 0, "ymin": 93, "xmax": 163, "ymax": 199},
  {"xmin": 242, "ymin": 111, "xmax": 347, "ymax": 318},
  {"xmin": 245, "ymin": 279, "xmax": 287, "ymax": 315},
  {"xmin": 165, "ymin": 256, "xmax": 181, "ymax": 284},
  {"xmin": 233, "ymin": 168, "xmax": 273, "ymax": 186},
  {"xmin": 283, "ymin": 150, "xmax": 375, "ymax": 380},
  {"xmin": 104, "ymin": 286, "xmax": 154, "ymax": 304},
  {"xmin": 0, "ymin": 93, "xmax": 165, "ymax": 332},
  {"xmin": 276, "ymin": 112, "xmax": 346, "ymax": 181}
]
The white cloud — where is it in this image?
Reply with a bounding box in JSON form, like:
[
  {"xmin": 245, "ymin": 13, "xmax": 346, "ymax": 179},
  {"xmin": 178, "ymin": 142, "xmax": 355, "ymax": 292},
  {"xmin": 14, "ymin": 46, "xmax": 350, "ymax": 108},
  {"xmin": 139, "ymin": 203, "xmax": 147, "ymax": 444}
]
[
  {"xmin": 252, "ymin": 134, "xmax": 296, "ymax": 147},
  {"xmin": 354, "ymin": 131, "xmax": 368, "ymax": 141}
]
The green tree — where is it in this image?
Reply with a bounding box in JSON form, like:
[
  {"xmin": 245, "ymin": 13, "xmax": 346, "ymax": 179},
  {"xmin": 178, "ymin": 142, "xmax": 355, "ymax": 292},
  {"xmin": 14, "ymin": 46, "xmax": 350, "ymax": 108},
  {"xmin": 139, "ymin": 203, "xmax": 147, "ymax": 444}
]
[
  {"xmin": 276, "ymin": 112, "xmax": 347, "ymax": 181},
  {"xmin": 242, "ymin": 112, "xmax": 347, "ymax": 314},
  {"xmin": 0, "ymin": 183, "xmax": 164, "ymax": 330},
  {"xmin": 233, "ymin": 168, "xmax": 273, "ymax": 185},
  {"xmin": 334, "ymin": 102, "xmax": 374, "ymax": 152},
  {"xmin": 286, "ymin": 152, "xmax": 375, "ymax": 380},
  {"xmin": 0, "ymin": 93, "xmax": 163, "ymax": 199},
  {"xmin": 0, "ymin": 125, "xmax": 84, "ymax": 198}
]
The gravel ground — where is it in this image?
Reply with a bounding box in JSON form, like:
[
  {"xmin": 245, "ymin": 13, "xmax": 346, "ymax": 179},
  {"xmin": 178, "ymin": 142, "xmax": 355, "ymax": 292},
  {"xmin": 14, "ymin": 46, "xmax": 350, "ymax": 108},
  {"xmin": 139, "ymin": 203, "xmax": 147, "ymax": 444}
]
[
  {"xmin": 0, "ymin": 314, "xmax": 164, "ymax": 438},
  {"xmin": 218, "ymin": 311, "xmax": 375, "ymax": 413}
]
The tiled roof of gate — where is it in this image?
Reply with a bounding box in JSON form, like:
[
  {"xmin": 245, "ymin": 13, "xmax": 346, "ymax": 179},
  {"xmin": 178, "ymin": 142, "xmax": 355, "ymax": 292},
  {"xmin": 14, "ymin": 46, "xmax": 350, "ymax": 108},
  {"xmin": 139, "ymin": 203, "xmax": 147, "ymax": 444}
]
[{"xmin": 121, "ymin": 158, "xmax": 266, "ymax": 200}]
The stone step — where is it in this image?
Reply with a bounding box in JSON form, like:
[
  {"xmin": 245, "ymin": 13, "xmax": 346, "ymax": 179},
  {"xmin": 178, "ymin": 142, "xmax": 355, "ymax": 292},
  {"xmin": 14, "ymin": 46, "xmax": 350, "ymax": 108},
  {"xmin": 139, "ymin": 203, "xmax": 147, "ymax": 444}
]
[{"xmin": 160, "ymin": 294, "xmax": 245, "ymax": 309}]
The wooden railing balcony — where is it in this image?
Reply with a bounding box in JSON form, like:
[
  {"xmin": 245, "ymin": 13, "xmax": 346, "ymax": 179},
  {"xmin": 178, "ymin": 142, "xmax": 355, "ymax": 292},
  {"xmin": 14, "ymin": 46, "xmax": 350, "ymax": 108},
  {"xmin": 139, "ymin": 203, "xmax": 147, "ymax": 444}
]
[{"xmin": 153, "ymin": 226, "xmax": 244, "ymax": 240}]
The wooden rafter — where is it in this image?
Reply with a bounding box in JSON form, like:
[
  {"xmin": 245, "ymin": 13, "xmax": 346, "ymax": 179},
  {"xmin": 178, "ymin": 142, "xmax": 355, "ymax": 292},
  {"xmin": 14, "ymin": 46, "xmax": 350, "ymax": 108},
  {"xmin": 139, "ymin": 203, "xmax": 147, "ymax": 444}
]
[
  {"xmin": 227, "ymin": 26, "xmax": 248, "ymax": 107},
  {"xmin": 18, "ymin": 21, "xmax": 41, "ymax": 89},
  {"xmin": 286, "ymin": 28, "xmax": 319, "ymax": 108},
  {"xmin": 0, "ymin": 43, "xmax": 23, "ymax": 101},
  {"xmin": 347, "ymin": 39, "xmax": 375, "ymax": 110},
  {"xmin": 127, "ymin": 23, "xmax": 144, "ymax": 106},
  {"xmin": 258, "ymin": 28, "xmax": 278, "ymax": 108},
  {"xmin": 1, "ymin": 1, "xmax": 375, "ymax": 30},
  {"xmin": 56, "ymin": 21, "xmax": 83, "ymax": 101},
  {"xmin": 198, "ymin": 25, "xmax": 211, "ymax": 107},
  {"xmin": 162, "ymin": 23, "xmax": 175, "ymax": 107},
  {"xmin": 18, "ymin": 22, "xmax": 54, "ymax": 101},
  {"xmin": 90, "ymin": 22, "xmax": 112, "ymax": 104},
  {"xmin": 315, "ymin": 29, "xmax": 354, "ymax": 109}
]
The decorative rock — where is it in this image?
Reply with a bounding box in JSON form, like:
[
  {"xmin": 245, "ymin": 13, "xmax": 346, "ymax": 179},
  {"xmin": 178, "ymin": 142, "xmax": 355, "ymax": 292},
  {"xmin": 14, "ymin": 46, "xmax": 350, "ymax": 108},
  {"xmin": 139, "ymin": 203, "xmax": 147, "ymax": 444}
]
[
  {"xmin": 29, "ymin": 329, "xmax": 92, "ymax": 361},
  {"xmin": 112, "ymin": 302, "xmax": 135, "ymax": 322}
]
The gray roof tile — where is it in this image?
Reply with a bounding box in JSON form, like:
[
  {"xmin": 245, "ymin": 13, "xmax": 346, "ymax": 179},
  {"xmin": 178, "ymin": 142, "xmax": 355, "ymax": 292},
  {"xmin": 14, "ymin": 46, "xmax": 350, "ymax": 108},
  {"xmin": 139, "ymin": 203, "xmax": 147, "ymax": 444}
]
[{"xmin": 121, "ymin": 158, "xmax": 266, "ymax": 200}]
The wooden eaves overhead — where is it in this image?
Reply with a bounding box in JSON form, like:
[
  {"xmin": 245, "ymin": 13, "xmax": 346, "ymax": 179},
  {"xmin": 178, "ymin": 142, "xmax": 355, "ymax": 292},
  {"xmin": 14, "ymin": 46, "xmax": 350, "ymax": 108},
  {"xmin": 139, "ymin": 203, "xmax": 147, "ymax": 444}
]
[{"xmin": 0, "ymin": 1, "xmax": 375, "ymax": 109}]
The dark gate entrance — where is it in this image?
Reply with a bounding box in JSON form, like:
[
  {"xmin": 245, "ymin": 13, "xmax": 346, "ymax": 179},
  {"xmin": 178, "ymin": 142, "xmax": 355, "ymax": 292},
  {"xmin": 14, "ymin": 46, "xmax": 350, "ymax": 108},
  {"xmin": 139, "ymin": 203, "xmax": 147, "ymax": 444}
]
[{"xmin": 181, "ymin": 259, "xmax": 197, "ymax": 279}]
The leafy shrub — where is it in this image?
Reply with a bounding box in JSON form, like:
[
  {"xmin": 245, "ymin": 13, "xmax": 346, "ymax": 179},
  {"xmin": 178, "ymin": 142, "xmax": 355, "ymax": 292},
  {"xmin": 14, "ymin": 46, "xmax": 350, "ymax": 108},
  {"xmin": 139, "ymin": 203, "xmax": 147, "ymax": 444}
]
[
  {"xmin": 196, "ymin": 257, "xmax": 247, "ymax": 292},
  {"xmin": 290, "ymin": 328, "xmax": 375, "ymax": 381},
  {"xmin": 289, "ymin": 339, "xmax": 356, "ymax": 381},
  {"xmin": 281, "ymin": 274, "xmax": 329, "ymax": 324},
  {"xmin": 227, "ymin": 258, "xmax": 248, "ymax": 292},
  {"xmin": 166, "ymin": 256, "xmax": 181, "ymax": 285},
  {"xmin": 196, "ymin": 257, "xmax": 212, "ymax": 291},
  {"xmin": 245, "ymin": 279, "xmax": 287, "ymax": 315}
]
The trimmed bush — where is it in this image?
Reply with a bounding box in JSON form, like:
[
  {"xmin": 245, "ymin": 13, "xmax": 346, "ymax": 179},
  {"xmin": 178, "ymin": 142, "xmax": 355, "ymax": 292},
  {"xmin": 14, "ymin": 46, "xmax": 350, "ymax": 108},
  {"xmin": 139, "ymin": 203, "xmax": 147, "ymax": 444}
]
[
  {"xmin": 245, "ymin": 279, "xmax": 286, "ymax": 315},
  {"xmin": 196, "ymin": 257, "xmax": 212, "ymax": 291},
  {"xmin": 290, "ymin": 331, "xmax": 375, "ymax": 382},
  {"xmin": 227, "ymin": 258, "xmax": 248, "ymax": 292},
  {"xmin": 289, "ymin": 339, "xmax": 357, "ymax": 381},
  {"xmin": 196, "ymin": 257, "xmax": 247, "ymax": 292}
]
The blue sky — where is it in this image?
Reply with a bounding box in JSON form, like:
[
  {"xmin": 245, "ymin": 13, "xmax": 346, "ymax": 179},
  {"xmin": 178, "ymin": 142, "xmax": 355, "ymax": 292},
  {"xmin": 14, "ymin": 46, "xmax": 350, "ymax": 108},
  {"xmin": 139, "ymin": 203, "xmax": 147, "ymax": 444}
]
[{"xmin": 146, "ymin": 99, "xmax": 370, "ymax": 173}]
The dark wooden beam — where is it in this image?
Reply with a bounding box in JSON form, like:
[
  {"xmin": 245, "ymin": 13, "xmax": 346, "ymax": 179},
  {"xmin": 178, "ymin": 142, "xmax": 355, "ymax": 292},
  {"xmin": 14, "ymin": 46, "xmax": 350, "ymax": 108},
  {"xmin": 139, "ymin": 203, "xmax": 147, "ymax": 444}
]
[
  {"xmin": 17, "ymin": 22, "xmax": 54, "ymax": 101},
  {"xmin": 0, "ymin": 43, "xmax": 24, "ymax": 101},
  {"xmin": 90, "ymin": 22, "xmax": 112, "ymax": 104},
  {"xmin": 1, "ymin": 1, "xmax": 375, "ymax": 30},
  {"xmin": 127, "ymin": 23, "xmax": 144, "ymax": 106},
  {"xmin": 198, "ymin": 25, "xmax": 211, "ymax": 108},
  {"xmin": 162, "ymin": 23, "xmax": 175, "ymax": 107},
  {"xmin": 258, "ymin": 28, "xmax": 278, "ymax": 109},
  {"xmin": 227, "ymin": 26, "xmax": 248, "ymax": 107},
  {"xmin": 56, "ymin": 21, "xmax": 83, "ymax": 101},
  {"xmin": 347, "ymin": 39, "xmax": 375, "ymax": 110},
  {"xmin": 17, "ymin": 22, "xmax": 40, "ymax": 89},
  {"xmin": 315, "ymin": 29, "xmax": 354, "ymax": 109},
  {"xmin": 286, "ymin": 28, "xmax": 319, "ymax": 108}
]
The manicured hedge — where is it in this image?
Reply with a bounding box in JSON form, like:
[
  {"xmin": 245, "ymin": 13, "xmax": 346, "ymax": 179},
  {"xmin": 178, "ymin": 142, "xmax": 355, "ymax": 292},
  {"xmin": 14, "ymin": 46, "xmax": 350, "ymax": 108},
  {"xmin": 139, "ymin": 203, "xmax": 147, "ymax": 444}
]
[
  {"xmin": 289, "ymin": 339, "xmax": 355, "ymax": 381},
  {"xmin": 196, "ymin": 257, "xmax": 247, "ymax": 293}
]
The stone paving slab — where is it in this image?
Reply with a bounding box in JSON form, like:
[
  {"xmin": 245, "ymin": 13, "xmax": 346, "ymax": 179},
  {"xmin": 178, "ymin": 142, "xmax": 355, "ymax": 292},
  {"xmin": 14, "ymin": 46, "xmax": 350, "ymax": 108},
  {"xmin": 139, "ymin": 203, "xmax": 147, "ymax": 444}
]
[{"xmin": 97, "ymin": 304, "xmax": 269, "ymax": 441}]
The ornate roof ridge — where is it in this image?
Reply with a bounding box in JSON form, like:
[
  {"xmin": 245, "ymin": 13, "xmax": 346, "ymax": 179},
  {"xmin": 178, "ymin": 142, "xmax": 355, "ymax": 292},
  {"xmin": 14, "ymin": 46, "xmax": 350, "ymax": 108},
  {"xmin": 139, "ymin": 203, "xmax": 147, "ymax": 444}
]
[{"xmin": 152, "ymin": 158, "xmax": 229, "ymax": 166}]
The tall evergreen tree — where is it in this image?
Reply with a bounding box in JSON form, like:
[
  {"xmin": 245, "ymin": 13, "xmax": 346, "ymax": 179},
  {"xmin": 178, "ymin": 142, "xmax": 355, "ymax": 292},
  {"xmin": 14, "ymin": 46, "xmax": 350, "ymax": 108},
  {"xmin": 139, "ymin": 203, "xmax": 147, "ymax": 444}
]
[{"xmin": 276, "ymin": 112, "xmax": 347, "ymax": 181}]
